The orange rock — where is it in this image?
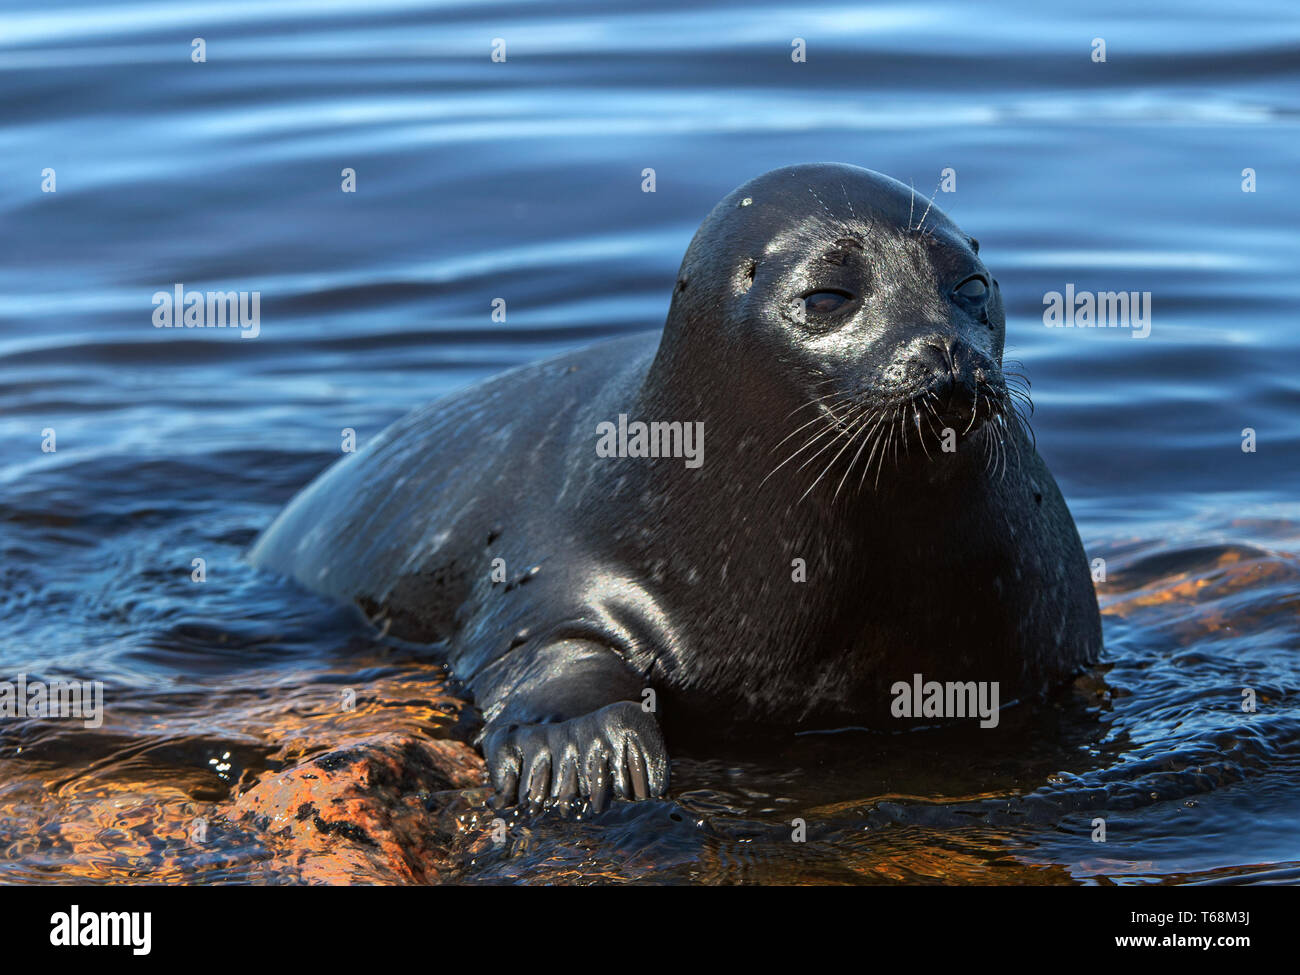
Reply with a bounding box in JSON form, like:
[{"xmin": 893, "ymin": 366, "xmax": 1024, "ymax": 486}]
[{"xmin": 234, "ymin": 734, "xmax": 486, "ymax": 884}]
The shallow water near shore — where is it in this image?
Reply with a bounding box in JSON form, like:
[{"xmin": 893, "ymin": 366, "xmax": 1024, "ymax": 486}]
[{"xmin": 1, "ymin": 0, "xmax": 1298, "ymax": 884}]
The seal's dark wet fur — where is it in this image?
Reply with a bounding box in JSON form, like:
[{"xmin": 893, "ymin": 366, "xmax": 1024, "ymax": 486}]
[{"xmin": 250, "ymin": 163, "xmax": 1103, "ymax": 805}]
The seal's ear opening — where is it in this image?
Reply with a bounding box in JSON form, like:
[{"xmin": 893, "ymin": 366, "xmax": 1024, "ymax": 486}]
[{"xmin": 736, "ymin": 258, "xmax": 757, "ymax": 295}]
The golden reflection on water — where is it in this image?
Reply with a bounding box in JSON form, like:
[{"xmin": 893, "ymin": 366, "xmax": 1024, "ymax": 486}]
[
  {"xmin": 2, "ymin": 532, "xmax": 1297, "ymax": 885},
  {"xmin": 0, "ymin": 657, "xmax": 481, "ymax": 884}
]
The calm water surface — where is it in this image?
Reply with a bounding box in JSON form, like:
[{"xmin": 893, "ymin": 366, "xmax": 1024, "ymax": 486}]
[{"xmin": 1, "ymin": 0, "xmax": 1298, "ymax": 883}]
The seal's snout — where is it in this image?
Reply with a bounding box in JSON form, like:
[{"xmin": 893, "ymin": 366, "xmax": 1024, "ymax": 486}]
[
  {"xmin": 923, "ymin": 338, "xmax": 976, "ymax": 409},
  {"xmin": 911, "ymin": 337, "xmax": 1002, "ymax": 428}
]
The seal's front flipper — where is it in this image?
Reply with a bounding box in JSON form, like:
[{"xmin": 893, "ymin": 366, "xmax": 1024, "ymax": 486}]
[
  {"xmin": 484, "ymin": 701, "xmax": 668, "ymax": 808},
  {"xmin": 472, "ymin": 639, "xmax": 668, "ymax": 807}
]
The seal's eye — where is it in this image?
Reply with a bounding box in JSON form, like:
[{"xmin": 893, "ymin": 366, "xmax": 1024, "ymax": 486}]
[
  {"xmin": 802, "ymin": 290, "xmax": 853, "ymax": 314},
  {"xmin": 954, "ymin": 276, "xmax": 988, "ymax": 302}
]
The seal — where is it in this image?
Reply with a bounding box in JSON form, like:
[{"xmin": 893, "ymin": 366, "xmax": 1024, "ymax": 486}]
[{"xmin": 249, "ymin": 163, "xmax": 1103, "ymax": 806}]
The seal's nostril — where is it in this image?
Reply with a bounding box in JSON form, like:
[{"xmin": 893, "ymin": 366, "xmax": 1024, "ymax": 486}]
[
  {"xmin": 926, "ymin": 338, "xmax": 989, "ymax": 383},
  {"xmin": 918, "ymin": 338, "xmax": 961, "ymax": 379},
  {"xmin": 930, "ymin": 370, "xmax": 957, "ymax": 403}
]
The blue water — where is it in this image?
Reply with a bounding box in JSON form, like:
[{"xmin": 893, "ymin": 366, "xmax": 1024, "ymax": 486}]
[{"xmin": 1, "ymin": 0, "xmax": 1298, "ymax": 883}]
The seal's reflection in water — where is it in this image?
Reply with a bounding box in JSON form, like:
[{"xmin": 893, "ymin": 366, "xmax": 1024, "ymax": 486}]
[{"xmin": 465, "ymin": 673, "xmax": 1118, "ymax": 885}]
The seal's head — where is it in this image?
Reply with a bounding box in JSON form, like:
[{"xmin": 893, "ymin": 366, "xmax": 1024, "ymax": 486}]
[{"xmin": 660, "ymin": 162, "xmax": 1029, "ymax": 493}]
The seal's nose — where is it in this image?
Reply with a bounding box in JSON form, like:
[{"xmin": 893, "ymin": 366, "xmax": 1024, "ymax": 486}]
[{"xmin": 912, "ymin": 338, "xmax": 979, "ymax": 416}]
